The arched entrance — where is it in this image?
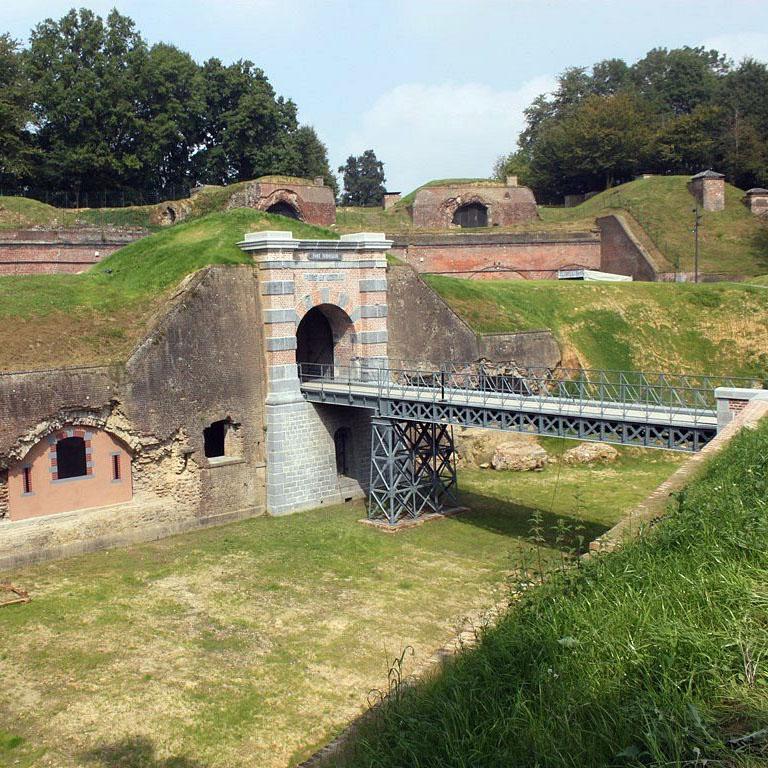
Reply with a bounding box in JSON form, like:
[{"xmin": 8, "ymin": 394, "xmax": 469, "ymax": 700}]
[
  {"xmin": 266, "ymin": 201, "xmax": 301, "ymax": 220},
  {"xmin": 334, "ymin": 427, "xmax": 351, "ymax": 476},
  {"xmin": 453, "ymin": 202, "xmax": 488, "ymax": 228},
  {"xmin": 295, "ymin": 304, "xmax": 356, "ymax": 378}
]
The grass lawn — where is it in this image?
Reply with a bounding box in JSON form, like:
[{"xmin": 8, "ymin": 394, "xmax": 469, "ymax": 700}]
[
  {"xmin": 0, "ymin": 209, "xmax": 335, "ymax": 372},
  {"xmin": 541, "ymin": 175, "xmax": 768, "ymax": 276},
  {"xmin": 0, "ymin": 445, "xmax": 683, "ymax": 768},
  {"xmin": 426, "ymin": 275, "xmax": 768, "ymax": 377},
  {"xmin": 332, "ymin": 421, "xmax": 768, "ymax": 768}
]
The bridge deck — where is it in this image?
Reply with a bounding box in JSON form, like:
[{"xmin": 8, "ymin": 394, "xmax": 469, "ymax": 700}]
[{"xmin": 301, "ymin": 379, "xmax": 718, "ymax": 430}]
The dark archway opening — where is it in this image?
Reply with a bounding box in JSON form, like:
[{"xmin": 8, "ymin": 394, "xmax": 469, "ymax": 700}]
[
  {"xmin": 334, "ymin": 427, "xmax": 351, "ymax": 476},
  {"xmin": 266, "ymin": 201, "xmax": 301, "ymax": 220},
  {"xmin": 296, "ymin": 306, "xmax": 335, "ymax": 377},
  {"xmin": 56, "ymin": 436, "xmax": 87, "ymax": 479},
  {"xmin": 453, "ymin": 202, "xmax": 488, "ymax": 228}
]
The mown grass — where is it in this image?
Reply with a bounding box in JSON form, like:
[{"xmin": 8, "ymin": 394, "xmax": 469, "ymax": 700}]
[
  {"xmin": 542, "ymin": 176, "xmax": 768, "ymax": 276},
  {"xmin": 332, "ymin": 419, "xmax": 768, "ymax": 768},
  {"xmin": 0, "ymin": 445, "xmax": 678, "ymax": 768},
  {"xmin": 426, "ymin": 275, "xmax": 768, "ymax": 377},
  {"xmin": 0, "ymin": 209, "xmax": 335, "ymax": 371}
]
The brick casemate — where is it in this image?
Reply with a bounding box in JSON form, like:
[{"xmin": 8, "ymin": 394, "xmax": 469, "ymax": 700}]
[
  {"xmin": 411, "ymin": 181, "xmax": 538, "ymax": 229},
  {"xmin": 237, "ymin": 230, "xmax": 390, "ymax": 515},
  {"xmin": 228, "ymin": 178, "xmax": 336, "ymax": 226},
  {"xmin": 0, "ymin": 228, "xmax": 147, "ymax": 275},
  {"xmin": 688, "ymin": 170, "xmax": 725, "ymax": 212},
  {"xmin": 390, "ymin": 232, "xmax": 600, "ymax": 279}
]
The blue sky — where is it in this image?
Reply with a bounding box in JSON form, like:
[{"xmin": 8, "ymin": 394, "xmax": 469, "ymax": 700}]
[{"xmin": 5, "ymin": 1, "xmax": 768, "ymax": 193}]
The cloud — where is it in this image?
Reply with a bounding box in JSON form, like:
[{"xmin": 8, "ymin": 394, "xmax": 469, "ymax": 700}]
[
  {"xmin": 337, "ymin": 76, "xmax": 555, "ymax": 194},
  {"xmin": 701, "ymin": 32, "xmax": 768, "ymax": 63}
]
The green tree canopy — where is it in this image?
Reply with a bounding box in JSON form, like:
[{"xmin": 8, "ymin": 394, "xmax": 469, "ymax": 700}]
[
  {"xmin": 1, "ymin": 8, "xmax": 336, "ymax": 201},
  {"xmin": 505, "ymin": 46, "xmax": 768, "ymax": 201},
  {"xmin": 338, "ymin": 150, "xmax": 386, "ymax": 206}
]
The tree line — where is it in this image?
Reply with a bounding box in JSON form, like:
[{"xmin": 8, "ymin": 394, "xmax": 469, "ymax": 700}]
[
  {"xmin": 496, "ymin": 46, "xmax": 768, "ymax": 203},
  {"xmin": 0, "ymin": 8, "xmax": 338, "ymax": 201}
]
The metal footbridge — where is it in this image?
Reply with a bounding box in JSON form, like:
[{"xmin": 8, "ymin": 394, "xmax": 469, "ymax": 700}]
[{"xmin": 297, "ymin": 363, "xmax": 755, "ymax": 525}]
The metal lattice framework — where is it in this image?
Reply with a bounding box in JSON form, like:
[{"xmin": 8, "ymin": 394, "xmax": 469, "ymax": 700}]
[
  {"xmin": 368, "ymin": 418, "xmax": 457, "ymax": 525},
  {"xmin": 297, "ymin": 362, "xmax": 759, "ymax": 523}
]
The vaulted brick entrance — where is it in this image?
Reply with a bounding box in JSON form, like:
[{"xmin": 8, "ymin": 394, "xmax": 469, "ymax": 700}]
[{"xmin": 237, "ymin": 231, "xmax": 391, "ymax": 515}]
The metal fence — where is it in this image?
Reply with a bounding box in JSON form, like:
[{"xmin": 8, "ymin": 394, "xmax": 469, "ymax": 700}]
[{"xmin": 298, "ymin": 361, "xmax": 761, "ymax": 427}]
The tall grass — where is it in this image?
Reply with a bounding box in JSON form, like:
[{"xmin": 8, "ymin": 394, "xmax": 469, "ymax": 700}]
[{"xmin": 335, "ymin": 420, "xmax": 768, "ymax": 768}]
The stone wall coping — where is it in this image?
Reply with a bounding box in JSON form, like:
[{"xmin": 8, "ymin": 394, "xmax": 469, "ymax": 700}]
[
  {"xmin": 714, "ymin": 387, "xmax": 768, "ymax": 400},
  {"xmin": 238, "ymin": 231, "xmax": 392, "ymax": 252}
]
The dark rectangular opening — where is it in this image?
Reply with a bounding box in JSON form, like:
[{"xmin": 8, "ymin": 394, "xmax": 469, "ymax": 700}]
[
  {"xmin": 204, "ymin": 420, "xmax": 228, "ymax": 458},
  {"xmin": 56, "ymin": 436, "xmax": 87, "ymax": 479},
  {"xmin": 112, "ymin": 454, "xmax": 121, "ymax": 481},
  {"xmin": 22, "ymin": 466, "xmax": 32, "ymax": 494}
]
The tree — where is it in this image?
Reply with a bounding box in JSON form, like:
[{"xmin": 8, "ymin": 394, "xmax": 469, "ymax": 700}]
[
  {"xmin": 193, "ymin": 58, "xmax": 299, "ymax": 185},
  {"xmin": 630, "ymin": 46, "xmax": 727, "ymax": 115},
  {"xmin": 0, "ymin": 34, "xmax": 34, "ymax": 187},
  {"xmin": 24, "ymin": 8, "xmax": 148, "ymax": 195},
  {"xmin": 492, "ymin": 150, "xmax": 532, "ymax": 186},
  {"xmin": 133, "ymin": 43, "xmax": 204, "ymax": 195},
  {"xmin": 528, "ymin": 93, "xmax": 651, "ymax": 199},
  {"xmin": 285, "ymin": 125, "xmax": 339, "ymax": 197},
  {"xmin": 338, "ymin": 150, "xmax": 386, "ymax": 206}
]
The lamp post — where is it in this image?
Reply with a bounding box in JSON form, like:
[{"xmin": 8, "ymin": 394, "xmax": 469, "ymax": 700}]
[{"xmin": 692, "ymin": 207, "xmax": 702, "ymax": 284}]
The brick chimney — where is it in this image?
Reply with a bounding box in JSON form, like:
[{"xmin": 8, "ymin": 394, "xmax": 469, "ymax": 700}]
[{"xmin": 506, "ymin": 175, "xmax": 518, "ymax": 187}]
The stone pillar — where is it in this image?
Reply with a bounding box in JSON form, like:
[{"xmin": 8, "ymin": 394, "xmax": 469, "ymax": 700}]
[
  {"xmin": 715, "ymin": 387, "xmax": 768, "ymax": 431},
  {"xmin": 237, "ymin": 230, "xmax": 391, "ymax": 515}
]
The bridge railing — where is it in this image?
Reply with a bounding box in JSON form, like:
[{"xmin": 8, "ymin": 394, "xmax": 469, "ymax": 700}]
[{"xmin": 297, "ymin": 362, "xmax": 760, "ymax": 424}]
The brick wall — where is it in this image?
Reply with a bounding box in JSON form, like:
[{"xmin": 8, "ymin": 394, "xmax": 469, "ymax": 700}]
[
  {"xmin": 391, "ymin": 232, "xmax": 600, "ymax": 278},
  {"xmin": 596, "ymin": 214, "xmax": 657, "ymax": 281},
  {"xmin": 0, "ymin": 228, "xmax": 147, "ymax": 275},
  {"xmin": 228, "ymin": 180, "xmax": 336, "ymax": 226},
  {"xmin": 412, "ymin": 183, "xmax": 538, "ymax": 228}
]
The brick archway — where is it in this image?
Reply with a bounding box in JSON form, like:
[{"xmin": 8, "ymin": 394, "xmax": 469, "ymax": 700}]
[
  {"xmin": 257, "ymin": 189, "xmax": 306, "ymax": 221},
  {"xmin": 295, "ymin": 300, "xmax": 359, "ymax": 373},
  {"xmin": 439, "ymin": 195, "xmax": 493, "ymax": 228}
]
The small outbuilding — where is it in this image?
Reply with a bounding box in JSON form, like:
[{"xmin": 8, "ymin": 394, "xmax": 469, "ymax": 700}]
[
  {"xmin": 688, "ymin": 170, "xmax": 726, "ymax": 212},
  {"xmin": 744, "ymin": 188, "xmax": 768, "ymax": 216},
  {"xmin": 411, "ymin": 178, "xmax": 539, "ymax": 229}
]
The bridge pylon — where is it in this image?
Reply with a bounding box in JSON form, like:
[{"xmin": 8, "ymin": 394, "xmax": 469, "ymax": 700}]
[{"xmin": 368, "ymin": 417, "xmax": 458, "ymax": 525}]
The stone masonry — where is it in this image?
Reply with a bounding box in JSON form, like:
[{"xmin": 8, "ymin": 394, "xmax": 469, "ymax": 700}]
[
  {"xmin": 228, "ymin": 177, "xmax": 336, "ymax": 226},
  {"xmin": 0, "ymin": 227, "xmax": 147, "ymax": 275},
  {"xmin": 390, "ymin": 231, "xmax": 600, "ymax": 279},
  {"xmin": 238, "ymin": 231, "xmax": 390, "ymax": 515},
  {"xmin": 411, "ymin": 180, "xmax": 538, "ymax": 228},
  {"xmin": 688, "ymin": 170, "xmax": 725, "ymax": 212}
]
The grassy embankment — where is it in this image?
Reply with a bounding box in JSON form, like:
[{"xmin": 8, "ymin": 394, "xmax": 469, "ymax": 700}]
[
  {"xmin": 0, "ymin": 445, "xmax": 684, "ymax": 768},
  {"xmin": 0, "ymin": 208, "xmax": 335, "ymax": 372},
  {"xmin": 332, "ymin": 417, "xmax": 768, "ymax": 768},
  {"xmin": 542, "ymin": 175, "xmax": 768, "ymax": 276},
  {"xmin": 427, "ymin": 275, "xmax": 768, "ymax": 378}
]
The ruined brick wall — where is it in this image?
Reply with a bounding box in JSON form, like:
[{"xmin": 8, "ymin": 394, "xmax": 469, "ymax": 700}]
[
  {"xmin": 0, "ymin": 264, "xmax": 268, "ymax": 566},
  {"xmin": 228, "ymin": 180, "xmax": 336, "ymax": 226},
  {"xmin": 387, "ymin": 263, "xmax": 561, "ymax": 369},
  {"xmin": 412, "ymin": 184, "xmax": 538, "ymax": 228},
  {"xmin": 0, "ymin": 228, "xmax": 147, "ymax": 275},
  {"xmin": 126, "ymin": 265, "xmax": 267, "ymax": 517},
  {"xmin": 390, "ymin": 232, "xmax": 600, "ymax": 279},
  {"xmin": 596, "ymin": 215, "xmax": 657, "ymax": 281}
]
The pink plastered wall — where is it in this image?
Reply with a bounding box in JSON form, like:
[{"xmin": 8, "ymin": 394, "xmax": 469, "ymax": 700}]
[{"xmin": 8, "ymin": 427, "xmax": 133, "ymax": 521}]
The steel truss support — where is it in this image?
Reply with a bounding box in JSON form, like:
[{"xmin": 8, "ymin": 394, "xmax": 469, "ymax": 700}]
[{"xmin": 368, "ymin": 418, "xmax": 457, "ymax": 525}]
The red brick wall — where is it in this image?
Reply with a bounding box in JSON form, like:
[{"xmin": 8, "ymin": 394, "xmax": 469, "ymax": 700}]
[
  {"xmin": 596, "ymin": 214, "xmax": 657, "ymax": 281},
  {"xmin": 391, "ymin": 235, "xmax": 600, "ymax": 279},
  {"xmin": 0, "ymin": 228, "xmax": 146, "ymax": 275}
]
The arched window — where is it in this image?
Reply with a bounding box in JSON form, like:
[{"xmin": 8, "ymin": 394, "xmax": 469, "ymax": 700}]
[
  {"xmin": 266, "ymin": 201, "xmax": 301, "ymax": 220},
  {"xmin": 334, "ymin": 427, "xmax": 351, "ymax": 476},
  {"xmin": 56, "ymin": 436, "xmax": 87, "ymax": 479},
  {"xmin": 452, "ymin": 202, "xmax": 488, "ymax": 228}
]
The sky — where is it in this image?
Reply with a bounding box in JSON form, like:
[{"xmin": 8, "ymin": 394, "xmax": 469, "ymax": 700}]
[{"xmin": 4, "ymin": 0, "xmax": 768, "ymax": 193}]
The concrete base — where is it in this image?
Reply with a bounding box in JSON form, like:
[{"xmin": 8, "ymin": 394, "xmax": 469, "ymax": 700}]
[{"xmin": 358, "ymin": 506, "xmax": 468, "ymax": 533}]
